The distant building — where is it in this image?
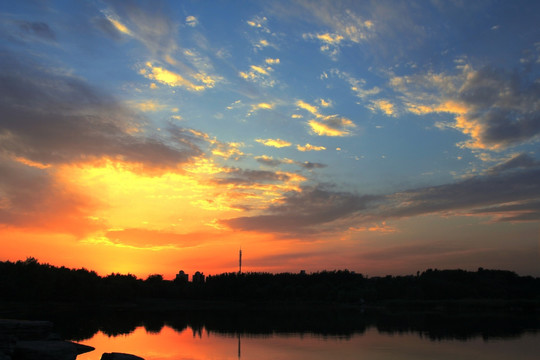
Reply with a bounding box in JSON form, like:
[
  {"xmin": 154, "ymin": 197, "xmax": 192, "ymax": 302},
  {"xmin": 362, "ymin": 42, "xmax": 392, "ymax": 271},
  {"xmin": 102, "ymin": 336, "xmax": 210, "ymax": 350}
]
[
  {"xmin": 175, "ymin": 270, "xmax": 189, "ymax": 283},
  {"xmin": 193, "ymin": 271, "xmax": 205, "ymax": 283}
]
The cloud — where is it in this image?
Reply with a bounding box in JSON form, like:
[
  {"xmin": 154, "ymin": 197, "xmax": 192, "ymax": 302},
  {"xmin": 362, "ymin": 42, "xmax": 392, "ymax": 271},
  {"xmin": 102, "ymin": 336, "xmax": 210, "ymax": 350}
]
[
  {"xmin": 0, "ymin": 52, "xmax": 204, "ymax": 171},
  {"xmin": 247, "ymin": 16, "xmax": 270, "ymax": 33},
  {"xmin": 296, "ymin": 99, "xmax": 356, "ymax": 136},
  {"xmin": 131, "ymin": 99, "xmax": 166, "ymax": 112},
  {"xmin": 256, "ymin": 138, "xmax": 291, "ymax": 148},
  {"xmin": 296, "ymin": 100, "xmax": 319, "ymax": 116},
  {"xmin": 255, "ymin": 155, "xmax": 326, "ymax": 170},
  {"xmin": 0, "ymin": 157, "xmax": 103, "ymax": 236},
  {"xmin": 0, "ymin": 16, "xmax": 57, "ymax": 43},
  {"xmin": 318, "ymin": 98, "xmax": 332, "ymax": 107},
  {"xmin": 211, "ymin": 141, "xmax": 244, "ymax": 160},
  {"xmin": 300, "ymin": 4, "xmax": 374, "ymax": 58},
  {"xmin": 223, "ymin": 162, "xmax": 540, "ymax": 235},
  {"xmin": 254, "ymin": 39, "xmax": 271, "ymax": 51},
  {"xmin": 255, "ymin": 155, "xmax": 283, "ymax": 167},
  {"xmin": 100, "ymin": 1, "xmax": 179, "ymax": 59},
  {"xmin": 297, "ymin": 144, "xmax": 326, "ymax": 152},
  {"xmin": 379, "ymin": 166, "xmax": 540, "ymax": 222},
  {"xmin": 17, "ymin": 21, "xmax": 56, "ymax": 41},
  {"xmin": 329, "ymin": 69, "xmax": 381, "ymax": 99},
  {"xmin": 391, "ymin": 64, "xmax": 540, "ymax": 150},
  {"xmin": 213, "ymin": 168, "xmax": 292, "ymax": 186},
  {"xmin": 308, "ymin": 115, "xmax": 355, "ymax": 136},
  {"xmin": 140, "ymin": 62, "xmax": 210, "ymax": 91},
  {"xmin": 303, "ymin": 32, "xmax": 344, "ymax": 58},
  {"xmin": 486, "ymin": 153, "xmax": 539, "ymax": 175},
  {"xmin": 368, "ymin": 99, "xmax": 395, "ymax": 116},
  {"xmin": 185, "ymin": 15, "xmax": 198, "ymax": 27},
  {"xmin": 249, "ymin": 102, "xmax": 275, "ymax": 115},
  {"xmin": 104, "ymin": 15, "xmax": 132, "ymax": 36},
  {"xmin": 239, "ymin": 61, "xmax": 279, "ymax": 87},
  {"xmin": 265, "ymin": 58, "xmax": 280, "ymax": 64},
  {"xmin": 222, "ymin": 186, "xmax": 380, "ymax": 235},
  {"xmin": 298, "ymin": 161, "xmax": 327, "ymax": 170}
]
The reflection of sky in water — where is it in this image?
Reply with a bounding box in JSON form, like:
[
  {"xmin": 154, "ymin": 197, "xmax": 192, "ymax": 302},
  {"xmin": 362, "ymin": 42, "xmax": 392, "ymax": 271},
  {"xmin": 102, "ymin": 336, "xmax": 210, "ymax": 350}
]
[{"xmin": 75, "ymin": 326, "xmax": 539, "ymax": 360}]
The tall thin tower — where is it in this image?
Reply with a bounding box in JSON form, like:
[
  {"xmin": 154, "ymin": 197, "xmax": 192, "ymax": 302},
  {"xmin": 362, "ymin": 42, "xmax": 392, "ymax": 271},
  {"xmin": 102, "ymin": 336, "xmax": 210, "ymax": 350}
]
[{"xmin": 239, "ymin": 248, "xmax": 242, "ymax": 275}]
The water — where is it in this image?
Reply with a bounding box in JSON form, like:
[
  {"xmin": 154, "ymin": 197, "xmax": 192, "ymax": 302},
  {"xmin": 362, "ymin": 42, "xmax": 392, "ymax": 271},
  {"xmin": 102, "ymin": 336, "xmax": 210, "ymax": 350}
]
[
  {"xmin": 75, "ymin": 325, "xmax": 539, "ymax": 360},
  {"xmin": 61, "ymin": 308, "xmax": 539, "ymax": 360}
]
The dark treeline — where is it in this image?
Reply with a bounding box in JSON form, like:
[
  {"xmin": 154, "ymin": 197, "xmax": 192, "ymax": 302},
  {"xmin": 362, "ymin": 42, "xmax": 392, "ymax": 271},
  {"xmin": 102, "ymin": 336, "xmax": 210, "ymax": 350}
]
[{"xmin": 1, "ymin": 257, "xmax": 539, "ymax": 305}]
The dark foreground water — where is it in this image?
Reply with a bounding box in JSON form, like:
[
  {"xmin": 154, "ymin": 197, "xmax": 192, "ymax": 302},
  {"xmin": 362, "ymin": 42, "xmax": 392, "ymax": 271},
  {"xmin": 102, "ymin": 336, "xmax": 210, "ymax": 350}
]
[{"xmin": 4, "ymin": 304, "xmax": 539, "ymax": 360}]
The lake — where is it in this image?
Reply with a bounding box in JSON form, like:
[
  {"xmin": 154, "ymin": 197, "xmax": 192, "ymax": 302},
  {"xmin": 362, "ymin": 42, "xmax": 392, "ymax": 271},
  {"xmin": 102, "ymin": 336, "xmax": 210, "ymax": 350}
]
[
  {"xmin": 59, "ymin": 307, "xmax": 539, "ymax": 360},
  {"xmin": 75, "ymin": 324, "xmax": 539, "ymax": 360}
]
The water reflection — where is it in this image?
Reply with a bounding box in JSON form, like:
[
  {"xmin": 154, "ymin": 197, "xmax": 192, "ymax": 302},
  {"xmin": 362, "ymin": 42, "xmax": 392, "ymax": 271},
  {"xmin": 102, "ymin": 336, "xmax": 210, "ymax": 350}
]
[
  {"xmin": 9, "ymin": 305, "xmax": 538, "ymax": 342},
  {"xmin": 47, "ymin": 308, "xmax": 537, "ymax": 342},
  {"xmin": 75, "ymin": 325, "xmax": 540, "ymax": 360}
]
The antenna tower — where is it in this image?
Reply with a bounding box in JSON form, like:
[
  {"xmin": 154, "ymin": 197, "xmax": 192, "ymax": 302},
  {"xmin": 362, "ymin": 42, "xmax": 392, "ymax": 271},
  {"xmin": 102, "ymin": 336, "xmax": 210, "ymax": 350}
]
[{"xmin": 239, "ymin": 248, "xmax": 242, "ymax": 274}]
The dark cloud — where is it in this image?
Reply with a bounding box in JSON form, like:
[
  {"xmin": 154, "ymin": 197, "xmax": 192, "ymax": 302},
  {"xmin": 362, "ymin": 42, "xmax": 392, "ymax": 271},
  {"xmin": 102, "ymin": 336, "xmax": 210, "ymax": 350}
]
[
  {"xmin": 223, "ymin": 166, "xmax": 540, "ymax": 235},
  {"xmin": 0, "ymin": 17, "xmax": 56, "ymax": 43},
  {"xmin": 18, "ymin": 21, "xmax": 55, "ymax": 40},
  {"xmin": 470, "ymin": 200, "xmax": 540, "ymax": 222},
  {"xmin": 299, "ymin": 161, "xmax": 327, "ymax": 170},
  {"xmin": 255, "ymin": 156, "xmax": 283, "ymax": 167},
  {"xmin": 213, "ymin": 169, "xmax": 291, "ymax": 185},
  {"xmin": 458, "ymin": 67, "xmax": 540, "ymax": 149},
  {"xmin": 255, "ymin": 156, "xmax": 327, "ymax": 170},
  {"xmin": 487, "ymin": 153, "xmax": 539, "ymax": 174},
  {"xmin": 0, "ymin": 52, "xmax": 203, "ymax": 170},
  {"xmin": 383, "ymin": 167, "xmax": 540, "ymax": 219},
  {"xmin": 222, "ymin": 186, "xmax": 380, "ymax": 234}
]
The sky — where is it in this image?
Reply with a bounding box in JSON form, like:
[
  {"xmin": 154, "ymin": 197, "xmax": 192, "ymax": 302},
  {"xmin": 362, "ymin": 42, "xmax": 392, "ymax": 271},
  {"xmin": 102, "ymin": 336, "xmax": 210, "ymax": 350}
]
[{"xmin": 1, "ymin": 0, "xmax": 539, "ymax": 279}]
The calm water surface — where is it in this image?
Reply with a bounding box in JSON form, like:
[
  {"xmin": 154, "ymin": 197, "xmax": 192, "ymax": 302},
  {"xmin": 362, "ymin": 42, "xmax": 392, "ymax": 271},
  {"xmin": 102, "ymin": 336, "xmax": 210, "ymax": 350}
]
[{"xmin": 75, "ymin": 324, "xmax": 539, "ymax": 360}]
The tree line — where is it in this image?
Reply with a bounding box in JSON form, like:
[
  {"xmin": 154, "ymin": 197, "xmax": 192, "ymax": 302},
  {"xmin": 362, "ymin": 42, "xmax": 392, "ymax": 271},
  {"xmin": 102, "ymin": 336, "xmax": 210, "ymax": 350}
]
[{"xmin": 1, "ymin": 257, "xmax": 539, "ymax": 304}]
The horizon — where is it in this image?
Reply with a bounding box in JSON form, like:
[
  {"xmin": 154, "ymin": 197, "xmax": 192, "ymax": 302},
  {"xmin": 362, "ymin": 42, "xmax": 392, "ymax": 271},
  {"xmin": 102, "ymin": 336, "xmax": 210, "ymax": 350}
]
[{"xmin": 1, "ymin": 1, "xmax": 539, "ymax": 278}]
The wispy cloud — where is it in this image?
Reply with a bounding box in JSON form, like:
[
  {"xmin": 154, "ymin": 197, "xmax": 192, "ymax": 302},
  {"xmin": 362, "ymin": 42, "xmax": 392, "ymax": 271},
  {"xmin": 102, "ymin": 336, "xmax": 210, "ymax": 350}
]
[
  {"xmin": 300, "ymin": 3, "xmax": 374, "ymax": 58},
  {"xmin": 328, "ymin": 69, "xmax": 381, "ymax": 100}
]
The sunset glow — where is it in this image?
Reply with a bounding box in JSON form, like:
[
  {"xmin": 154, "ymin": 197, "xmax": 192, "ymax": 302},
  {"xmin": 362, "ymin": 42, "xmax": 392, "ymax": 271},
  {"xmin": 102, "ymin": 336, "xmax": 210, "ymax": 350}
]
[{"xmin": 1, "ymin": 1, "xmax": 539, "ymax": 278}]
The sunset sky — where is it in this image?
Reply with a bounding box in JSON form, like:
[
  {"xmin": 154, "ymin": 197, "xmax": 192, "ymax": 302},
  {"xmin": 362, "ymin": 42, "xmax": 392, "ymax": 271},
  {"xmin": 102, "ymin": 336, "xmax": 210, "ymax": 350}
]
[{"xmin": 1, "ymin": 0, "xmax": 539, "ymax": 278}]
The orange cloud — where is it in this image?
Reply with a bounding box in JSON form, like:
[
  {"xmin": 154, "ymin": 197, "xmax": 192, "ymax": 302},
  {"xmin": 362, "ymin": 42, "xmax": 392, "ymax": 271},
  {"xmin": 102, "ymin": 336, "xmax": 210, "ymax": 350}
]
[{"xmin": 256, "ymin": 138, "xmax": 291, "ymax": 148}]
